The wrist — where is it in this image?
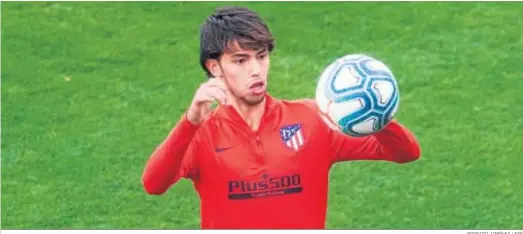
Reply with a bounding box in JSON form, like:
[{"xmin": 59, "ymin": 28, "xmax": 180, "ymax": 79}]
[{"xmin": 185, "ymin": 111, "xmax": 202, "ymax": 126}]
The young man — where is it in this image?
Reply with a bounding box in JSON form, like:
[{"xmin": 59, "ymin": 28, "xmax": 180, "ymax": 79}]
[{"xmin": 142, "ymin": 6, "xmax": 421, "ymax": 229}]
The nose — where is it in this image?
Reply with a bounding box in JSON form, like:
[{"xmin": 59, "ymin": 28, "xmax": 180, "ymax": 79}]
[{"xmin": 250, "ymin": 59, "xmax": 261, "ymax": 77}]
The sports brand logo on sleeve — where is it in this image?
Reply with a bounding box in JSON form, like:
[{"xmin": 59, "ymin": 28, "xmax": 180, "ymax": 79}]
[{"xmin": 279, "ymin": 124, "xmax": 305, "ymax": 151}]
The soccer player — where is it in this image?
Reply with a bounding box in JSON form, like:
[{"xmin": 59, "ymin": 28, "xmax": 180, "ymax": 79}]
[{"xmin": 142, "ymin": 6, "xmax": 421, "ymax": 229}]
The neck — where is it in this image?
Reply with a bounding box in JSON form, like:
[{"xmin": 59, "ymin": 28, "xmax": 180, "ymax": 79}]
[{"xmin": 228, "ymin": 97, "xmax": 267, "ymax": 131}]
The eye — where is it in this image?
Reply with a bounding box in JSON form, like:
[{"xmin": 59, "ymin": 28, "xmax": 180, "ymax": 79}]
[
  {"xmin": 234, "ymin": 59, "xmax": 246, "ymax": 64},
  {"xmin": 258, "ymin": 54, "xmax": 267, "ymax": 60}
]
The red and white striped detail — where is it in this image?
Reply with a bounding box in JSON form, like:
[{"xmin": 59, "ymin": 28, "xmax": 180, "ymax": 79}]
[{"xmin": 284, "ymin": 129, "xmax": 305, "ymax": 151}]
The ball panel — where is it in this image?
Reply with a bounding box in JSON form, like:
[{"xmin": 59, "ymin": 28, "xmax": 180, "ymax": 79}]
[
  {"xmin": 344, "ymin": 112, "xmax": 385, "ymax": 136},
  {"xmin": 351, "ymin": 116, "xmax": 379, "ymax": 135},
  {"xmin": 332, "ymin": 66, "xmax": 361, "ymax": 90},
  {"xmin": 336, "ymin": 92, "xmax": 372, "ymax": 128},
  {"xmin": 326, "ymin": 61, "xmax": 368, "ymax": 99},
  {"xmin": 329, "ymin": 98, "xmax": 364, "ymax": 123},
  {"xmin": 371, "ymin": 79, "xmax": 395, "ymax": 105},
  {"xmin": 360, "ymin": 59, "xmax": 394, "ymax": 77},
  {"xmin": 365, "ymin": 77, "xmax": 398, "ymax": 113},
  {"xmin": 344, "ymin": 111, "xmax": 386, "ymax": 135}
]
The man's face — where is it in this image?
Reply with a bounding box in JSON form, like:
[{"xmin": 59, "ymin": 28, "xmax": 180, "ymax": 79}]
[{"xmin": 209, "ymin": 41, "xmax": 270, "ymax": 106}]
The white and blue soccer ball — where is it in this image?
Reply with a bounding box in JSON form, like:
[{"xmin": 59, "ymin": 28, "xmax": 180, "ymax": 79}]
[{"xmin": 315, "ymin": 54, "xmax": 400, "ymax": 137}]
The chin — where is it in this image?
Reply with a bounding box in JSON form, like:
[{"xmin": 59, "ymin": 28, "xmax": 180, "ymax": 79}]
[{"xmin": 244, "ymin": 95, "xmax": 265, "ymax": 106}]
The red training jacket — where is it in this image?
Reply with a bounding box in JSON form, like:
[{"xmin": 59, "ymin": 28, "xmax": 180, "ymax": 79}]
[{"xmin": 142, "ymin": 94, "xmax": 421, "ymax": 229}]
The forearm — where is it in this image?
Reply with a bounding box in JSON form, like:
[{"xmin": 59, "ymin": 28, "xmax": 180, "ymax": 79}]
[
  {"xmin": 141, "ymin": 114, "xmax": 200, "ymax": 195},
  {"xmin": 330, "ymin": 120, "xmax": 421, "ymax": 163}
]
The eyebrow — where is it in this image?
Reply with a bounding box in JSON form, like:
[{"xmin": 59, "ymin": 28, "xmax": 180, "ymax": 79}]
[
  {"xmin": 231, "ymin": 49, "xmax": 268, "ymax": 58},
  {"xmin": 231, "ymin": 53, "xmax": 249, "ymax": 58}
]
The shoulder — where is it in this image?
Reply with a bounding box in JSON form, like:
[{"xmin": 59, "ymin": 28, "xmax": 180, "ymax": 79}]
[
  {"xmin": 279, "ymin": 98, "xmax": 337, "ymax": 133},
  {"xmin": 278, "ymin": 98, "xmax": 324, "ymax": 127},
  {"xmin": 280, "ymin": 98, "xmax": 321, "ymax": 114}
]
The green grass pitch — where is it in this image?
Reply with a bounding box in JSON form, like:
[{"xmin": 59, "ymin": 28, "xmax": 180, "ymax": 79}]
[{"xmin": 2, "ymin": 1, "xmax": 523, "ymax": 229}]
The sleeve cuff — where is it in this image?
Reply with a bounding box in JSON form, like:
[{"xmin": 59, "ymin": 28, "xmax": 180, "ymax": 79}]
[{"xmin": 179, "ymin": 112, "xmax": 201, "ymax": 132}]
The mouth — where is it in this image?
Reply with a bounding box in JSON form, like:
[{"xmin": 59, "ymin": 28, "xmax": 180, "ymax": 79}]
[{"xmin": 249, "ymin": 81, "xmax": 266, "ymax": 95}]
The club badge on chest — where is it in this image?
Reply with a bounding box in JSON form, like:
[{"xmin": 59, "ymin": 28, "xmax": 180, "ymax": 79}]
[{"xmin": 279, "ymin": 123, "xmax": 306, "ymax": 152}]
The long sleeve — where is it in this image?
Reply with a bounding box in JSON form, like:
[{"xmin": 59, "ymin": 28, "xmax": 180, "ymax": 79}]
[
  {"xmin": 329, "ymin": 120, "xmax": 421, "ymax": 164},
  {"xmin": 141, "ymin": 114, "xmax": 202, "ymax": 195}
]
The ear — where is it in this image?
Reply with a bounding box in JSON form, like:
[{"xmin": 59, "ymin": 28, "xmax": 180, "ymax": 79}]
[{"xmin": 205, "ymin": 59, "xmax": 223, "ymax": 78}]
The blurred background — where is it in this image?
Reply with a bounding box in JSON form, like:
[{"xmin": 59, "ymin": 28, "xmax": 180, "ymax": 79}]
[{"xmin": 1, "ymin": 1, "xmax": 522, "ymax": 229}]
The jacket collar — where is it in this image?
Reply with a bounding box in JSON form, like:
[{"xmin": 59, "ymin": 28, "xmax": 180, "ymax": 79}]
[{"xmin": 213, "ymin": 93, "xmax": 280, "ymax": 130}]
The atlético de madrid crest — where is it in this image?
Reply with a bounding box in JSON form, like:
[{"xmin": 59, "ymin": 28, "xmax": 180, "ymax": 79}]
[{"xmin": 279, "ymin": 124, "xmax": 305, "ymax": 151}]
